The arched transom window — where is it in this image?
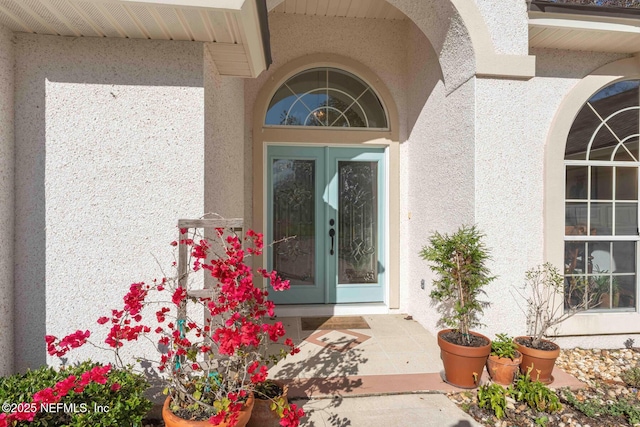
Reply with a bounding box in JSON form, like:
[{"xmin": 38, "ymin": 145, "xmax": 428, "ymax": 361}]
[
  {"xmin": 564, "ymin": 79, "xmax": 639, "ymax": 312},
  {"xmin": 265, "ymin": 67, "xmax": 388, "ymax": 129}
]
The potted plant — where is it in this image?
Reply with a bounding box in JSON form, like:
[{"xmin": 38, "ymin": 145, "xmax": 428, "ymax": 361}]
[
  {"xmin": 420, "ymin": 225, "xmax": 495, "ymax": 388},
  {"xmin": 486, "ymin": 333, "xmax": 522, "ymax": 386},
  {"xmin": 247, "ymin": 379, "xmax": 289, "ymax": 427},
  {"xmin": 39, "ymin": 226, "xmax": 304, "ymax": 427},
  {"xmin": 512, "ymin": 263, "xmax": 596, "ymax": 384}
]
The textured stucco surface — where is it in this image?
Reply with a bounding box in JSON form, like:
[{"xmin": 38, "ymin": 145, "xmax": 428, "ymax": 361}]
[
  {"xmin": 475, "ymin": 0, "xmax": 529, "ymax": 55},
  {"xmin": 0, "ymin": 24, "xmax": 14, "ymax": 376},
  {"xmin": 204, "ymin": 48, "xmax": 245, "ymax": 220},
  {"xmin": 267, "ymin": 0, "xmax": 476, "ymax": 93},
  {"xmin": 389, "ymin": 0, "xmax": 475, "ymax": 93},
  {"xmin": 14, "ymin": 34, "xmax": 204, "ymax": 370},
  {"xmin": 474, "ymin": 77, "xmax": 540, "ymax": 338},
  {"xmin": 403, "ymin": 70, "xmax": 476, "ymax": 336}
]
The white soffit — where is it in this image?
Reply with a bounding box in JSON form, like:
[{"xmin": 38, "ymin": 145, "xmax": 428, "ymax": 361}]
[
  {"xmin": 271, "ymin": 0, "xmax": 406, "ymax": 20},
  {"xmin": 529, "ymin": 10, "xmax": 640, "ymax": 53},
  {"xmin": 0, "ymin": 0, "xmax": 268, "ymax": 77}
]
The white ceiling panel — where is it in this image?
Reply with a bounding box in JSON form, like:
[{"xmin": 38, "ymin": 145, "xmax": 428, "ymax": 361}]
[
  {"xmin": 0, "ymin": 0, "xmax": 269, "ymax": 77},
  {"xmin": 530, "ymin": 10, "xmax": 640, "ymax": 54},
  {"xmin": 271, "ymin": 0, "xmax": 406, "ymax": 20}
]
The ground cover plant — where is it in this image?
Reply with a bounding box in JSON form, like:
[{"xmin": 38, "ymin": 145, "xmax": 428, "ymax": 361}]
[{"xmin": 448, "ymin": 347, "xmax": 640, "ymax": 427}]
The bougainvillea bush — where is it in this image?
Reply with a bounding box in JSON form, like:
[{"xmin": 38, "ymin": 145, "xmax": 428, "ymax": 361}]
[{"xmin": 3, "ymin": 227, "xmax": 303, "ymax": 427}]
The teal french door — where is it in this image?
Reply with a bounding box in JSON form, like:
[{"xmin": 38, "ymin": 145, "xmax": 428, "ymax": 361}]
[{"xmin": 266, "ymin": 146, "xmax": 386, "ymax": 304}]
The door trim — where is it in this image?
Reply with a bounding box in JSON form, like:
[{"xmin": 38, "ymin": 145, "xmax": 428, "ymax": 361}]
[
  {"xmin": 266, "ymin": 146, "xmax": 386, "ymax": 305},
  {"xmin": 252, "ymin": 54, "xmax": 400, "ymax": 309}
]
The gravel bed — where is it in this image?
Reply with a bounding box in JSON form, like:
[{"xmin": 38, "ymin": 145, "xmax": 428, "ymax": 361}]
[{"xmin": 447, "ymin": 348, "xmax": 640, "ymax": 427}]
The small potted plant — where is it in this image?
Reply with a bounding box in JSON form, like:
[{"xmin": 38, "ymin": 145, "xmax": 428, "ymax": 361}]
[
  {"xmin": 247, "ymin": 379, "xmax": 289, "ymax": 427},
  {"xmin": 486, "ymin": 333, "xmax": 521, "ymax": 386},
  {"xmin": 420, "ymin": 225, "xmax": 495, "ymax": 388},
  {"xmin": 512, "ymin": 263, "xmax": 596, "ymax": 384}
]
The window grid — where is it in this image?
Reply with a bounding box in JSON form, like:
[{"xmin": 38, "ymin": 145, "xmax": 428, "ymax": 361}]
[
  {"xmin": 564, "ymin": 80, "xmax": 640, "ymax": 312},
  {"xmin": 265, "ymin": 67, "xmax": 388, "ymax": 129}
]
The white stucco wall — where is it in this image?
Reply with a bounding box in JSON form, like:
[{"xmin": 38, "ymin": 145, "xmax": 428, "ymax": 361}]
[
  {"xmin": 475, "ymin": 0, "xmax": 529, "ymax": 55},
  {"xmin": 474, "ymin": 77, "xmax": 540, "ymax": 338},
  {"xmin": 14, "ymin": 34, "xmax": 205, "ymax": 371},
  {"xmin": 0, "ymin": 24, "xmax": 14, "ymax": 377},
  {"xmin": 402, "ymin": 18, "xmax": 476, "ymax": 332},
  {"xmin": 204, "ymin": 47, "xmax": 245, "ymax": 220}
]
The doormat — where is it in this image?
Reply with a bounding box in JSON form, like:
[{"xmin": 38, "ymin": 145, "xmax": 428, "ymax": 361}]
[{"xmin": 301, "ymin": 316, "xmax": 370, "ymax": 331}]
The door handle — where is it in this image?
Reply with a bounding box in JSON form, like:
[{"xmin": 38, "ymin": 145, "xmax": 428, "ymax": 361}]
[{"xmin": 329, "ymin": 228, "xmax": 335, "ymax": 255}]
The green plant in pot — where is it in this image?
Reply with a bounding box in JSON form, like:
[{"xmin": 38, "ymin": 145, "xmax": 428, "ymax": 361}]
[
  {"xmin": 246, "ymin": 379, "xmax": 289, "ymax": 427},
  {"xmin": 512, "ymin": 263, "xmax": 597, "ymax": 384},
  {"xmin": 420, "ymin": 225, "xmax": 495, "ymax": 388},
  {"xmin": 486, "ymin": 333, "xmax": 521, "ymax": 386}
]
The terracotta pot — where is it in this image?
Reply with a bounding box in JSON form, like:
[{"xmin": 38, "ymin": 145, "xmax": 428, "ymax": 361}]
[
  {"xmin": 437, "ymin": 329, "xmax": 491, "ymax": 389},
  {"xmin": 247, "ymin": 381, "xmax": 288, "ymax": 427},
  {"xmin": 486, "ymin": 351, "xmax": 522, "ymax": 386},
  {"xmin": 162, "ymin": 394, "xmax": 254, "ymax": 427},
  {"xmin": 514, "ymin": 336, "xmax": 560, "ymax": 385}
]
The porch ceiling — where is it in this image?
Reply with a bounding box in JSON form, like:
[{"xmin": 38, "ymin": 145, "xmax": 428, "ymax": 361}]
[
  {"xmin": 529, "ymin": 1, "xmax": 640, "ymax": 54},
  {"xmin": 0, "ymin": 0, "xmax": 270, "ymax": 77},
  {"xmin": 270, "ymin": 0, "xmax": 406, "ymax": 20}
]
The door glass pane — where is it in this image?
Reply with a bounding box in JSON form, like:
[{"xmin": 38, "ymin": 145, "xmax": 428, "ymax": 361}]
[
  {"xmin": 272, "ymin": 159, "xmax": 315, "ymax": 286},
  {"xmin": 338, "ymin": 161, "xmax": 378, "ymax": 284}
]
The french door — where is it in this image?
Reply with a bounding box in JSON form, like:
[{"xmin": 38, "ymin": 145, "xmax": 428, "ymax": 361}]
[{"xmin": 266, "ymin": 146, "xmax": 386, "ymax": 304}]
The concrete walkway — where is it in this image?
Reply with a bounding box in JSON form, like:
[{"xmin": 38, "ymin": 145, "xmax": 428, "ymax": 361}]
[
  {"xmin": 292, "ymin": 393, "xmax": 482, "ymax": 427},
  {"xmin": 266, "ymin": 314, "xmax": 584, "ymax": 426}
]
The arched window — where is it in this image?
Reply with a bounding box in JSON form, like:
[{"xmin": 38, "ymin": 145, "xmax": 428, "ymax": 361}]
[
  {"xmin": 265, "ymin": 67, "xmax": 388, "ymax": 129},
  {"xmin": 564, "ymin": 80, "xmax": 639, "ymax": 311}
]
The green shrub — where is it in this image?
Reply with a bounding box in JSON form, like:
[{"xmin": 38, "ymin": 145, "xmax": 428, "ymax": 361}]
[
  {"xmin": 0, "ymin": 361, "xmax": 151, "ymax": 427},
  {"xmin": 512, "ymin": 368, "xmax": 562, "ymax": 413},
  {"xmin": 477, "ymin": 383, "xmax": 508, "ymax": 419},
  {"xmin": 621, "ymin": 366, "xmax": 640, "ymax": 388}
]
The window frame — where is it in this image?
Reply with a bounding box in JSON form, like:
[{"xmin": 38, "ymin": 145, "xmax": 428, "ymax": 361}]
[
  {"xmin": 545, "ymin": 61, "xmax": 640, "ymax": 336},
  {"xmin": 264, "ymin": 67, "xmax": 390, "ymax": 131}
]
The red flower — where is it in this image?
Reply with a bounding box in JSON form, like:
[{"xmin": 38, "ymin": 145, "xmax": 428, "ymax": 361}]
[{"xmin": 172, "ymin": 287, "xmax": 187, "ymax": 306}]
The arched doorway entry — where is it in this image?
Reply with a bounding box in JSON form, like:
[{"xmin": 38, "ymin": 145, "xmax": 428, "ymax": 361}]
[{"xmin": 253, "ymin": 55, "xmax": 400, "ymax": 308}]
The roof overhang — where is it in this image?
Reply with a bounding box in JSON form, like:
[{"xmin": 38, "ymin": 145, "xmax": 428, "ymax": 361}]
[
  {"xmin": 0, "ymin": 0, "xmax": 272, "ymax": 77},
  {"xmin": 529, "ymin": 1, "xmax": 640, "ymax": 54}
]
